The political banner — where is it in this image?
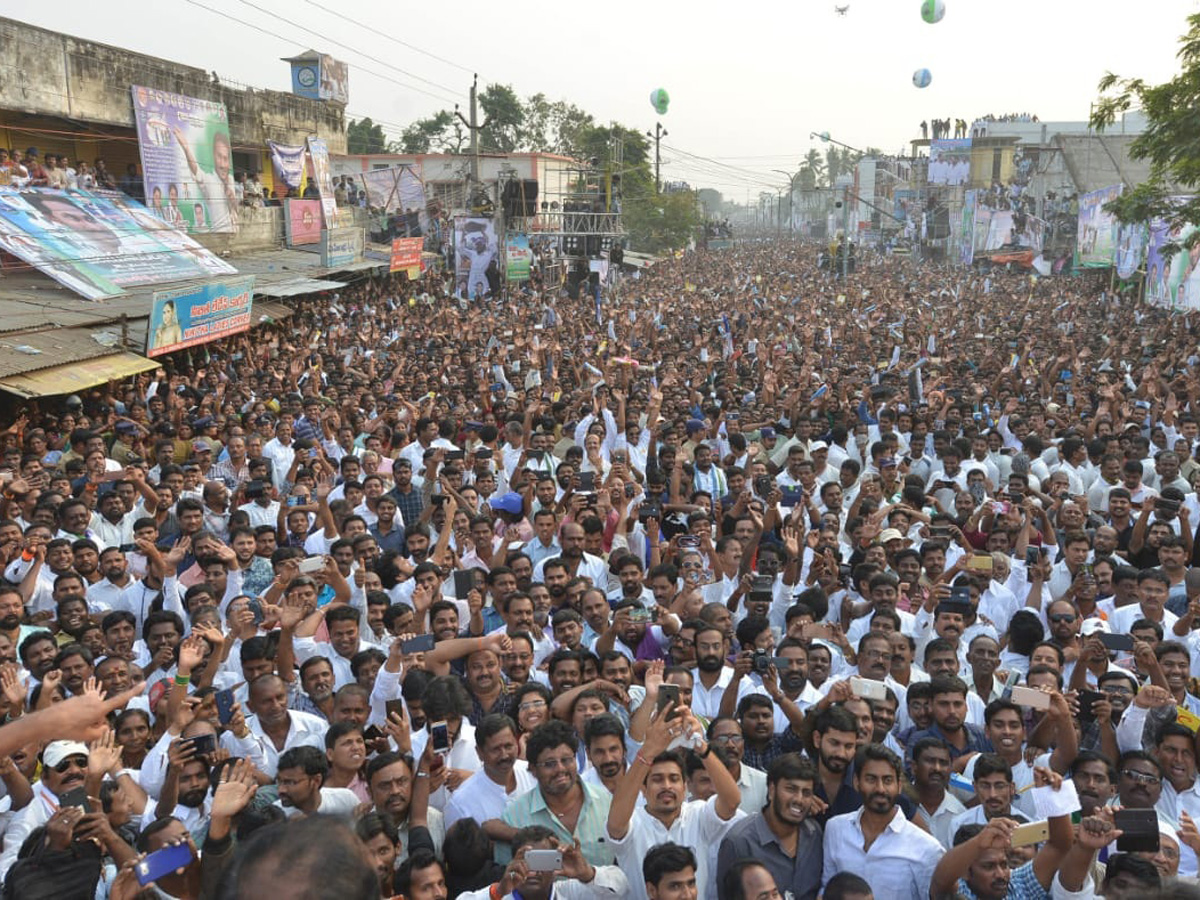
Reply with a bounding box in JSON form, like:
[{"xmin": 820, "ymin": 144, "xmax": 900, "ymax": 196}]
[
  {"xmin": 1115, "ymin": 222, "xmax": 1147, "ymax": 280},
  {"xmin": 148, "ymin": 276, "xmax": 254, "ymax": 357},
  {"xmin": 454, "ymin": 216, "xmax": 498, "ymax": 298},
  {"xmin": 958, "ymin": 190, "xmax": 976, "ymax": 266},
  {"xmin": 320, "ymin": 227, "xmax": 364, "ymax": 268},
  {"xmin": 1076, "ymin": 185, "xmax": 1123, "ymax": 267},
  {"xmin": 506, "ymin": 232, "xmax": 532, "ymax": 281},
  {"xmin": 306, "ymin": 137, "xmax": 338, "ymax": 226},
  {"xmin": 389, "ymin": 237, "xmax": 422, "ymax": 276},
  {"xmin": 0, "ymin": 187, "xmax": 235, "ymax": 300},
  {"xmin": 928, "ymin": 139, "xmax": 971, "ymax": 186},
  {"xmin": 268, "ymin": 141, "xmax": 306, "ymax": 190},
  {"xmin": 1147, "ymin": 220, "xmax": 1200, "ymax": 310},
  {"xmin": 130, "ymin": 85, "xmax": 238, "ymax": 233},
  {"xmin": 285, "ymin": 199, "xmax": 322, "ymax": 247}
]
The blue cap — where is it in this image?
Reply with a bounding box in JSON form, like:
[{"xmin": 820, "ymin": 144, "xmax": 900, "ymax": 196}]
[{"xmin": 491, "ymin": 492, "xmax": 524, "ymax": 515}]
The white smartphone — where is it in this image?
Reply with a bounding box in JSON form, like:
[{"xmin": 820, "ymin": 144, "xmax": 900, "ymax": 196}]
[
  {"xmin": 1011, "ymin": 685, "xmax": 1051, "ymax": 710},
  {"xmin": 298, "ymin": 556, "xmax": 325, "ymax": 575},
  {"xmin": 849, "ymin": 676, "xmax": 889, "ymax": 701},
  {"xmin": 524, "ymin": 849, "xmax": 563, "ymax": 872}
]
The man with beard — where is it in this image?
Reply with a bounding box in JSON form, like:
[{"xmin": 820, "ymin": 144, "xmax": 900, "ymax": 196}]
[
  {"xmin": 691, "ymin": 624, "xmax": 735, "ymax": 719},
  {"xmin": 905, "ymin": 676, "xmax": 990, "ymax": 763},
  {"xmin": 497, "ymin": 720, "xmax": 613, "ymax": 866},
  {"xmin": 822, "ymin": 744, "xmax": 944, "ymax": 900},
  {"xmin": 148, "ymin": 735, "xmax": 212, "ymax": 831},
  {"xmin": 18, "ymin": 629, "xmax": 58, "ymax": 682},
  {"xmin": 445, "ymin": 714, "xmax": 535, "ymax": 833},
  {"xmin": 581, "ymin": 713, "xmax": 629, "ymax": 797},
  {"xmin": 606, "ymin": 698, "xmax": 743, "ymax": 900},
  {"xmin": 0, "ymin": 585, "xmax": 41, "ymax": 652},
  {"xmin": 274, "ymin": 745, "xmax": 359, "ymax": 818},
  {"xmin": 809, "ymin": 706, "xmax": 861, "ymax": 824},
  {"xmin": 910, "ymin": 737, "xmax": 966, "ymax": 849},
  {"xmin": 717, "ymin": 753, "xmax": 824, "ymax": 900},
  {"xmin": 0, "ymin": 740, "xmax": 95, "ymax": 882},
  {"xmin": 1069, "ymin": 751, "xmax": 1117, "ymax": 817}
]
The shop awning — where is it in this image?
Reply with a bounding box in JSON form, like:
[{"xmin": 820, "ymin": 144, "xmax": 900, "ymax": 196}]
[
  {"xmin": 254, "ymin": 277, "xmax": 347, "ymax": 298},
  {"xmin": 0, "ymin": 352, "xmax": 157, "ymax": 398}
]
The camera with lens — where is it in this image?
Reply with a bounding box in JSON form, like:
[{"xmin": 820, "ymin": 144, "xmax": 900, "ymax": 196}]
[{"xmin": 751, "ymin": 648, "xmax": 773, "ymax": 675}]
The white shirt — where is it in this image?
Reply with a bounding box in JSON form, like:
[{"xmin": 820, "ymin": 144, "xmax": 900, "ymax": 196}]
[
  {"xmin": 410, "ymin": 721, "xmax": 482, "ymax": 811},
  {"xmin": 261, "ymin": 438, "xmax": 295, "ymax": 490},
  {"xmin": 689, "ymin": 666, "xmax": 735, "ymax": 719},
  {"xmin": 736, "ymin": 764, "xmax": 768, "ymax": 814},
  {"xmin": 444, "ymin": 762, "xmax": 536, "ymax": 828},
  {"xmin": 822, "ymin": 806, "xmax": 944, "ymax": 900},
  {"xmin": 242, "ymin": 710, "xmax": 329, "ymax": 777},
  {"xmin": 605, "ymin": 797, "xmax": 745, "ymax": 900},
  {"xmin": 533, "ymin": 552, "xmax": 609, "ymax": 592},
  {"xmin": 293, "ymin": 635, "xmax": 376, "ymax": 690},
  {"xmin": 276, "ymin": 786, "xmax": 360, "ymax": 819},
  {"xmin": 915, "ymin": 789, "xmax": 967, "ymax": 849},
  {"xmin": 457, "ymin": 866, "xmax": 628, "ymax": 900},
  {"xmin": 1108, "ymin": 603, "xmax": 1178, "ymax": 636}
]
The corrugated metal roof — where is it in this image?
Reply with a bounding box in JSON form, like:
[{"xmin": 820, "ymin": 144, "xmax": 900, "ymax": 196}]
[{"xmin": 0, "ymin": 326, "xmax": 131, "ymax": 378}]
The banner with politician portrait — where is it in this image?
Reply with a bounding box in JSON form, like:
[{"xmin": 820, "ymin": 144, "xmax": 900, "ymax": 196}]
[
  {"xmin": 131, "ymin": 85, "xmax": 239, "ymax": 234},
  {"xmin": 306, "ymin": 137, "xmax": 338, "ymax": 226},
  {"xmin": 1076, "ymin": 185, "xmax": 1123, "ymax": 267},
  {"xmin": 0, "ymin": 187, "xmax": 235, "ymax": 300},
  {"xmin": 454, "ymin": 217, "xmax": 498, "ymax": 298}
]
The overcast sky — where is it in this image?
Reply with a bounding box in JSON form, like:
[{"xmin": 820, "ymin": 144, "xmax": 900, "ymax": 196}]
[{"xmin": 13, "ymin": 1, "xmax": 1198, "ymax": 200}]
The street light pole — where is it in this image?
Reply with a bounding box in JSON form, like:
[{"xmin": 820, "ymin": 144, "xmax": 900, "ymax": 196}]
[{"xmin": 771, "ymin": 168, "xmax": 800, "ymax": 236}]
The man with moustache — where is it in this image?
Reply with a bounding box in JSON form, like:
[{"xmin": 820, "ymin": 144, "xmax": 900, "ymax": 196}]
[
  {"xmin": 0, "ymin": 740, "xmax": 95, "ymax": 882},
  {"xmin": 606, "ymin": 698, "xmax": 744, "ymax": 900},
  {"xmin": 444, "ymin": 714, "xmax": 535, "ymax": 835},
  {"xmin": 691, "ymin": 624, "xmax": 735, "ymax": 719},
  {"xmin": 581, "ymin": 714, "xmax": 629, "ymax": 797},
  {"xmin": 717, "ymin": 753, "xmax": 825, "ymax": 900},
  {"xmin": 907, "ymin": 732, "xmax": 961, "ymax": 835},
  {"xmin": 1069, "ymin": 751, "xmax": 1117, "ymax": 817}
]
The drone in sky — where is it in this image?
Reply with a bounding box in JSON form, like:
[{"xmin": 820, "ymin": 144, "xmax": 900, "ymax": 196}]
[{"xmin": 834, "ymin": 5, "xmax": 849, "ymax": 15}]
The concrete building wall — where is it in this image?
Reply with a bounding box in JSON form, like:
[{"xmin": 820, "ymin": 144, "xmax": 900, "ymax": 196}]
[{"xmin": 0, "ymin": 17, "xmax": 345, "ymax": 152}]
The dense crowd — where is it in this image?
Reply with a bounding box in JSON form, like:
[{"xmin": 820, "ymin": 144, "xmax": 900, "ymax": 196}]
[{"xmin": 0, "ymin": 240, "xmax": 1198, "ymax": 900}]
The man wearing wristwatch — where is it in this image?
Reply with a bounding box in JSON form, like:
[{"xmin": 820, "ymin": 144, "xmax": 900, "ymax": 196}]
[{"xmin": 605, "ymin": 698, "xmax": 743, "ymax": 900}]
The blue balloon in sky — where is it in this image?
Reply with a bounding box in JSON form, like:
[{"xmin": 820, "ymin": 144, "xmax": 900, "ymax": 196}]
[{"xmin": 912, "ymin": 68, "xmax": 932, "ymax": 89}]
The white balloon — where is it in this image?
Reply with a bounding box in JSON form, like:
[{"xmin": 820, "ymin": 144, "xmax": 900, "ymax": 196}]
[{"xmin": 913, "ymin": 68, "xmax": 932, "ymax": 89}]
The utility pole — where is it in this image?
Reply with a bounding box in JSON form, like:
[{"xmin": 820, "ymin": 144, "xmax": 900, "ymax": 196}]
[
  {"xmin": 842, "ymin": 183, "xmax": 851, "ymax": 278},
  {"xmin": 647, "ymin": 122, "xmax": 668, "ymax": 193},
  {"xmin": 455, "ymin": 74, "xmax": 488, "ymax": 203}
]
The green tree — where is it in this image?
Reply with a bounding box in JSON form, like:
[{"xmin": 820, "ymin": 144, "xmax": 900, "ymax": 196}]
[
  {"xmin": 1092, "ymin": 12, "xmax": 1200, "ymax": 245},
  {"xmin": 347, "ymin": 118, "xmax": 387, "ymax": 154},
  {"xmin": 479, "ymin": 83, "xmax": 525, "ymax": 153},
  {"xmin": 799, "ymin": 148, "xmax": 826, "ymax": 190},
  {"xmin": 399, "ymin": 111, "xmax": 465, "ymax": 154},
  {"xmin": 624, "ymin": 189, "xmax": 701, "ymax": 254},
  {"xmin": 825, "ymin": 146, "xmax": 843, "ymax": 185}
]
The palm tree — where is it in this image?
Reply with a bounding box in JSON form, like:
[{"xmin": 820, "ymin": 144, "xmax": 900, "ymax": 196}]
[{"xmin": 800, "ymin": 148, "xmax": 826, "ymax": 189}]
